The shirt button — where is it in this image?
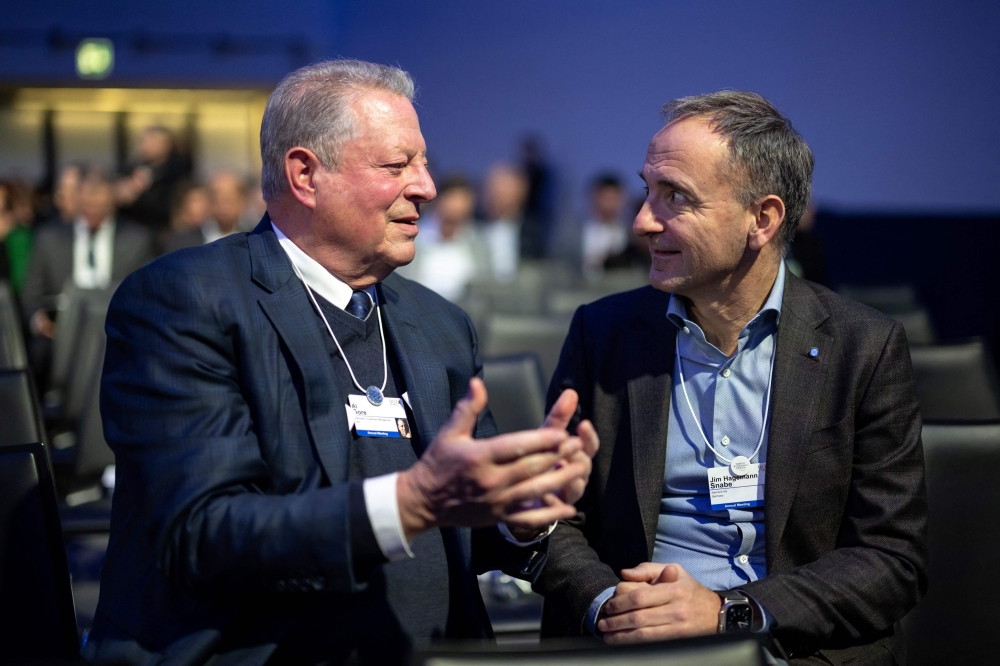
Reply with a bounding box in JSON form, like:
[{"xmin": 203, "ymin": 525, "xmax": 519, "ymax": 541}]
[
  {"xmin": 683, "ymin": 326, "xmax": 691, "ymax": 334},
  {"xmin": 721, "ymin": 436, "xmax": 730, "ymax": 446},
  {"xmin": 738, "ymin": 555, "xmax": 749, "ymax": 565},
  {"xmin": 722, "ymin": 368, "xmax": 731, "ymax": 378}
]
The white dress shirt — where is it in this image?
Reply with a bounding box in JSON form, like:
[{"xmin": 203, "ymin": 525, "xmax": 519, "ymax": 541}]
[{"xmin": 73, "ymin": 217, "xmax": 115, "ymax": 289}]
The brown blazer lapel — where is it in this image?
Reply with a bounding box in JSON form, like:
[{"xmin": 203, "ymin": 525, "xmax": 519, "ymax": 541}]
[
  {"xmin": 764, "ymin": 275, "xmax": 832, "ymax": 568},
  {"xmin": 626, "ymin": 298, "xmax": 676, "ymax": 558}
]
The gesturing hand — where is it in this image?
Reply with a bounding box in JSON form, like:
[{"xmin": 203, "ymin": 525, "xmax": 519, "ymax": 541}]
[
  {"xmin": 396, "ymin": 378, "xmax": 590, "ymax": 541},
  {"xmin": 597, "ymin": 563, "xmax": 722, "ymax": 644},
  {"xmin": 539, "ymin": 388, "xmax": 599, "ymax": 507}
]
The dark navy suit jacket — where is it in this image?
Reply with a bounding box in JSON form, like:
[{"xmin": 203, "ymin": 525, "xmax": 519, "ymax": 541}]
[{"xmin": 83, "ymin": 217, "xmax": 541, "ymax": 665}]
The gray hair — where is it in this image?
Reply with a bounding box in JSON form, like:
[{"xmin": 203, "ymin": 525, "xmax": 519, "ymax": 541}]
[
  {"xmin": 661, "ymin": 91, "xmax": 814, "ymax": 253},
  {"xmin": 260, "ymin": 59, "xmax": 415, "ymax": 202}
]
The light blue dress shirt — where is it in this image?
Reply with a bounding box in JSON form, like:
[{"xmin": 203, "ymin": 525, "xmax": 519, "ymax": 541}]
[{"xmin": 585, "ymin": 262, "xmax": 786, "ymax": 635}]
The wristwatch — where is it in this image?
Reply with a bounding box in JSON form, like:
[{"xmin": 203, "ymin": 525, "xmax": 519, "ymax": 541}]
[{"xmin": 718, "ymin": 591, "xmax": 754, "ymax": 633}]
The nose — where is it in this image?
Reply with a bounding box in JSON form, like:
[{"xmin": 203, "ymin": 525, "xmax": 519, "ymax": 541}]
[
  {"xmin": 633, "ymin": 199, "xmax": 661, "ymax": 237},
  {"xmin": 408, "ymin": 162, "xmax": 436, "ymax": 204}
]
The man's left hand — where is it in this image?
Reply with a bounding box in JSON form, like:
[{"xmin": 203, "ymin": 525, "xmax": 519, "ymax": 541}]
[{"xmin": 596, "ymin": 563, "xmax": 721, "ymax": 644}]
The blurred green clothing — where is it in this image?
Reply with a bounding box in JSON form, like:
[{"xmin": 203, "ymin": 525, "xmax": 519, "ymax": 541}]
[{"xmin": 5, "ymin": 225, "xmax": 33, "ymax": 294}]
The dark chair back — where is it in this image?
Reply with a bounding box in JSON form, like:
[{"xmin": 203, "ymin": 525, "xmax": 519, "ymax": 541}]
[
  {"xmin": 910, "ymin": 340, "xmax": 1000, "ymax": 421},
  {"xmin": 73, "ymin": 340, "xmax": 113, "ymax": 479},
  {"xmin": 0, "ymin": 442, "xmax": 80, "ymax": 661},
  {"xmin": 0, "ymin": 369, "xmax": 47, "ymax": 448},
  {"xmin": 903, "ymin": 423, "xmax": 1000, "ymax": 665},
  {"xmin": 48, "ymin": 286, "xmax": 114, "ymax": 413},
  {"xmin": 0, "ymin": 280, "xmax": 28, "ymax": 371},
  {"xmin": 60, "ymin": 295, "xmax": 112, "ymax": 424},
  {"xmin": 483, "ymin": 315, "xmax": 573, "ymax": 386},
  {"xmin": 482, "ymin": 354, "xmax": 547, "ymax": 435}
]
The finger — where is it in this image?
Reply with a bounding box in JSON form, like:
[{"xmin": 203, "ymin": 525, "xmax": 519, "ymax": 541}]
[
  {"xmin": 487, "ymin": 427, "xmax": 568, "ymax": 463},
  {"xmin": 496, "ymin": 460, "xmax": 589, "ymax": 507},
  {"xmin": 490, "ymin": 451, "xmax": 565, "ymax": 489},
  {"xmin": 437, "ymin": 378, "xmax": 488, "ymax": 441},
  {"xmin": 542, "ymin": 388, "xmax": 578, "ymax": 430},
  {"xmin": 598, "ymin": 605, "xmax": 679, "ymax": 633},
  {"xmin": 621, "ymin": 562, "xmax": 669, "ymax": 583},
  {"xmin": 654, "ymin": 563, "xmax": 682, "ymax": 584},
  {"xmin": 502, "ymin": 495, "xmax": 576, "ymax": 528},
  {"xmin": 603, "ymin": 582, "xmax": 675, "ymax": 616},
  {"xmin": 577, "ymin": 419, "xmax": 599, "ymax": 458}
]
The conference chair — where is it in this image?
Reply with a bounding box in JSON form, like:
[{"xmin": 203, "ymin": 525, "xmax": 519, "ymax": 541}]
[
  {"xmin": 45, "ymin": 286, "xmax": 114, "ymax": 417},
  {"xmin": 0, "ymin": 442, "xmax": 81, "ymax": 663},
  {"xmin": 909, "ymin": 340, "xmax": 1000, "ymax": 421},
  {"xmin": 892, "ymin": 307, "xmax": 936, "ymax": 345},
  {"xmin": 414, "ymin": 633, "xmax": 765, "ymax": 666},
  {"xmin": 0, "ymin": 280, "xmax": 28, "ymax": 371},
  {"xmin": 482, "ymin": 314, "xmax": 573, "ymax": 385},
  {"xmin": 0, "ymin": 369, "xmax": 47, "ymax": 449},
  {"xmin": 903, "ymin": 422, "xmax": 1000, "ymax": 665},
  {"xmin": 838, "ymin": 284, "xmax": 919, "ymax": 314},
  {"xmin": 482, "ymin": 354, "xmax": 547, "ymax": 434}
]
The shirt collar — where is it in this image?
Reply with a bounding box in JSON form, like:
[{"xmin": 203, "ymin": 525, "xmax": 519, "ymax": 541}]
[
  {"xmin": 74, "ymin": 216, "xmax": 114, "ymax": 236},
  {"xmin": 666, "ymin": 260, "xmax": 786, "ymax": 338},
  {"xmin": 271, "ymin": 220, "xmax": 376, "ymax": 311}
]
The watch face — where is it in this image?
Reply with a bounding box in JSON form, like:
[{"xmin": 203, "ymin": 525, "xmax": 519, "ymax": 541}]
[{"xmin": 726, "ymin": 604, "xmax": 753, "ymax": 632}]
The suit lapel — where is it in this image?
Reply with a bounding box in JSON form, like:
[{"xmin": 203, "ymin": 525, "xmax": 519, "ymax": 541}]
[
  {"xmin": 250, "ymin": 215, "xmax": 351, "ymax": 481},
  {"xmin": 764, "ymin": 275, "xmax": 831, "ymax": 567},
  {"xmin": 626, "ymin": 290, "xmax": 676, "ymax": 557},
  {"xmin": 378, "ymin": 276, "xmax": 451, "ymax": 453}
]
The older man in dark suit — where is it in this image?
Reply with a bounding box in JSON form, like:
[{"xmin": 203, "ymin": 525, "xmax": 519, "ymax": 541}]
[
  {"xmin": 533, "ymin": 91, "xmax": 927, "ymax": 665},
  {"xmin": 83, "ymin": 60, "xmax": 597, "ymax": 665}
]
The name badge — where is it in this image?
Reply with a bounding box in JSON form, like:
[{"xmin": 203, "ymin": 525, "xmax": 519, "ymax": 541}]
[
  {"xmin": 346, "ymin": 395, "xmax": 411, "ymax": 438},
  {"xmin": 707, "ymin": 463, "xmax": 765, "ymax": 510}
]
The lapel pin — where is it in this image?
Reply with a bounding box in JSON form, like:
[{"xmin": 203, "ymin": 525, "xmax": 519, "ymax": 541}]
[{"xmin": 809, "ymin": 347, "xmax": 819, "ymax": 358}]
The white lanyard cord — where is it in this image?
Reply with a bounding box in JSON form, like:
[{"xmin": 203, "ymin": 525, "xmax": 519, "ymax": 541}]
[
  {"xmin": 675, "ymin": 332, "xmax": 776, "ymax": 465},
  {"xmin": 292, "ymin": 264, "xmax": 388, "ymax": 397}
]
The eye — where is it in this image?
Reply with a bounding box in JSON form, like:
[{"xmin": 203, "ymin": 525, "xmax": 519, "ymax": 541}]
[
  {"xmin": 388, "ymin": 162, "xmax": 407, "ymax": 170},
  {"xmin": 669, "ymin": 191, "xmax": 689, "ymax": 205}
]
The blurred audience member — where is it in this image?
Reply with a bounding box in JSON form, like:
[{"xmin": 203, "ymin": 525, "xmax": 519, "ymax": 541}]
[
  {"xmin": 163, "ymin": 184, "xmax": 211, "ymax": 254},
  {"xmin": 603, "ymin": 193, "xmax": 652, "ymax": 272},
  {"xmin": 50, "ymin": 164, "xmax": 83, "ymax": 225},
  {"xmin": 0, "ymin": 181, "xmax": 37, "ymax": 294},
  {"xmin": 785, "ymin": 203, "xmax": 828, "ymax": 286},
  {"xmin": 581, "ymin": 174, "xmax": 629, "ymax": 277},
  {"xmin": 519, "ymin": 135, "xmax": 555, "ymax": 259},
  {"xmin": 482, "ymin": 163, "xmax": 528, "ymax": 283},
  {"xmin": 116, "ymin": 125, "xmax": 191, "ymax": 234},
  {"xmin": 23, "ymin": 167, "xmax": 154, "ymax": 380},
  {"xmin": 397, "ymin": 175, "xmax": 489, "ymax": 301},
  {"xmin": 241, "ymin": 177, "xmax": 267, "ymax": 230}
]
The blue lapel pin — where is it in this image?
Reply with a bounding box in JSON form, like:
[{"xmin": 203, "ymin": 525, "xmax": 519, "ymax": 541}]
[{"xmin": 809, "ymin": 347, "xmax": 819, "ymax": 358}]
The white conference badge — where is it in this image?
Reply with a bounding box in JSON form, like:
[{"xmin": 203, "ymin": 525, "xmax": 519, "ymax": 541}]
[
  {"xmin": 346, "ymin": 395, "xmax": 412, "ymax": 438},
  {"xmin": 708, "ymin": 463, "xmax": 766, "ymax": 510}
]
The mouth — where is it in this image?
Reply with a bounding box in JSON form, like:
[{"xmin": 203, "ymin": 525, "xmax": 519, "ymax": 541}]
[{"xmin": 650, "ymin": 248, "xmax": 681, "ymax": 259}]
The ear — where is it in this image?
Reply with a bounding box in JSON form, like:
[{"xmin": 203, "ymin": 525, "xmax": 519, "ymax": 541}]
[
  {"xmin": 284, "ymin": 147, "xmax": 324, "ymax": 210},
  {"xmin": 748, "ymin": 195, "xmax": 785, "ymax": 253}
]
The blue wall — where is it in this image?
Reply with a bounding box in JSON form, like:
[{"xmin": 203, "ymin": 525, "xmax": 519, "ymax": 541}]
[{"xmin": 2, "ymin": 0, "xmax": 999, "ymax": 212}]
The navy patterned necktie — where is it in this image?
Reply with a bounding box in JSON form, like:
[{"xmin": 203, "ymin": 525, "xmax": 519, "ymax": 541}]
[{"xmin": 346, "ymin": 290, "xmax": 373, "ymax": 320}]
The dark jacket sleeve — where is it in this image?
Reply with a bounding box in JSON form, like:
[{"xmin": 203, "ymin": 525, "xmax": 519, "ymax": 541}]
[
  {"xmin": 101, "ymin": 256, "xmax": 385, "ymax": 598},
  {"xmin": 532, "ymin": 305, "xmax": 621, "ymax": 635},
  {"xmin": 742, "ymin": 321, "xmax": 929, "ymax": 647}
]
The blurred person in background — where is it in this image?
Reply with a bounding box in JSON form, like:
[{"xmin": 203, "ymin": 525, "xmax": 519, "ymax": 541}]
[
  {"xmin": 50, "ymin": 164, "xmax": 83, "ymax": 225},
  {"xmin": 482, "ymin": 163, "xmax": 528, "ymax": 283},
  {"xmin": 396, "ymin": 174, "xmax": 490, "ymax": 301},
  {"xmin": 241, "ymin": 177, "xmax": 268, "ymax": 230},
  {"xmin": 116, "ymin": 125, "xmax": 191, "ymax": 236},
  {"xmin": 519, "ymin": 135, "xmax": 555, "ymax": 259},
  {"xmin": 162, "ymin": 183, "xmax": 211, "ymax": 253},
  {"xmin": 22, "ymin": 167, "xmax": 154, "ymax": 383},
  {"xmin": 0, "ymin": 180, "xmax": 37, "ymax": 295},
  {"xmin": 163, "ymin": 172, "xmax": 248, "ymax": 253},
  {"xmin": 581, "ymin": 174, "xmax": 629, "ymax": 278},
  {"xmin": 603, "ymin": 194, "xmax": 653, "ymax": 272},
  {"xmin": 784, "ymin": 203, "xmax": 827, "ymax": 286}
]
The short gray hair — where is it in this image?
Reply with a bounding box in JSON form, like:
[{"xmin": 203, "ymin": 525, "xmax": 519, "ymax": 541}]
[
  {"xmin": 661, "ymin": 91, "xmax": 814, "ymax": 253},
  {"xmin": 260, "ymin": 59, "xmax": 415, "ymax": 202}
]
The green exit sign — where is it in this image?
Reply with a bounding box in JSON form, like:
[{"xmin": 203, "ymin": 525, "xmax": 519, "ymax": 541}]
[{"xmin": 76, "ymin": 39, "xmax": 115, "ymax": 80}]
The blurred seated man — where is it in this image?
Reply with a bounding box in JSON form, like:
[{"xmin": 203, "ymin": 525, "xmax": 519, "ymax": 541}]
[
  {"xmin": 21, "ymin": 168, "xmax": 154, "ymax": 380},
  {"xmin": 396, "ymin": 175, "xmax": 490, "ymax": 301},
  {"xmin": 165, "ymin": 173, "xmax": 249, "ymax": 253},
  {"xmin": 482, "ymin": 164, "xmax": 528, "ymax": 283},
  {"xmin": 83, "ymin": 60, "xmax": 598, "ymax": 665},
  {"xmin": 533, "ymin": 91, "xmax": 926, "ymax": 665},
  {"xmin": 116, "ymin": 125, "xmax": 191, "ymax": 235},
  {"xmin": 581, "ymin": 174, "xmax": 629, "ymax": 278},
  {"xmin": 49, "ymin": 164, "xmax": 82, "ymax": 225},
  {"xmin": 162, "ymin": 183, "xmax": 211, "ymax": 253}
]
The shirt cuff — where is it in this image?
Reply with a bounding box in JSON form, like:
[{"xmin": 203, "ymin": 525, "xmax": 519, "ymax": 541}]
[
  {"xmin": 736, "ymin": 589, "xmax": 775, "ymax": 633},
  {"xmin": 362, "ymin": 472, "xmax": 414, "ymax": 562},
  {"xmin": 585, "ymin": 586, "xmax": 617, "ymax": 636},
  {"xmin": 497, "ymin": 521, "xmax": 557, "ymax": 546}
]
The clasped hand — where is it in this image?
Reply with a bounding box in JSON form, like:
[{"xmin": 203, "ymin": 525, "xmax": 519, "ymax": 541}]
[
  {"xmin": 397, "ymin": 378, "xmax": 599, "ymax": 540},
  {"xmin": 597, "ymin": 563, "xmax": 722, "ymax": 644}
]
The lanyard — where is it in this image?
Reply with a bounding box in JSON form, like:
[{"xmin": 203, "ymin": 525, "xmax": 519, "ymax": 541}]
[
  {"xmin": 674, "ymin": 331, "xmax": 776, "ymax": 467},
  {"xmin": 292, "ymin": 263, "xmax": 389, "ymax": 406}
]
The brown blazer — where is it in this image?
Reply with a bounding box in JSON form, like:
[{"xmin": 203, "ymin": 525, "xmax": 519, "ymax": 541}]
[{"xmin": 534, "ymin": 273, "xmax": 928, "ymax": 665}]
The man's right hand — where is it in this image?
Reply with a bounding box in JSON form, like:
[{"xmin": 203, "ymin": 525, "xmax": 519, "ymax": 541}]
[{"xmin": 396, "ymin": 377, "xmax": 586, "ymax": 541}]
